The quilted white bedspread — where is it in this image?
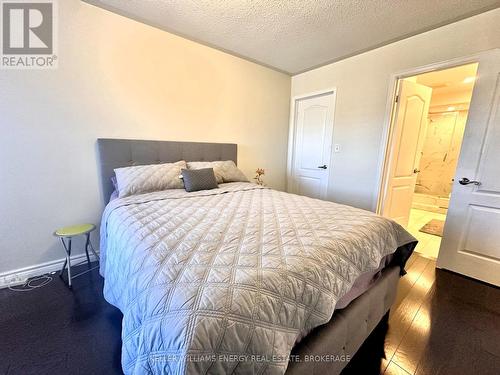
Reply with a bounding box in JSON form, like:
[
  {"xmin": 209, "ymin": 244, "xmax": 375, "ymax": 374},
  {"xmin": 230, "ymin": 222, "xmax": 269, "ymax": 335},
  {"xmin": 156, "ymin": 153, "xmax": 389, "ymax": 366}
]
[{"xmin": 100, "ymin": 183, "xmax": 415, "ymax": 374}]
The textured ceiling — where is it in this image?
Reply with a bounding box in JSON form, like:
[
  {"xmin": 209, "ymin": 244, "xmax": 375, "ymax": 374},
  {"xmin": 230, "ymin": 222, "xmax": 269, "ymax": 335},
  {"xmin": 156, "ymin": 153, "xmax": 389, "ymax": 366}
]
[{"xmin": 84, "ymin": 0, "xmax": 500, "ymax": 74}]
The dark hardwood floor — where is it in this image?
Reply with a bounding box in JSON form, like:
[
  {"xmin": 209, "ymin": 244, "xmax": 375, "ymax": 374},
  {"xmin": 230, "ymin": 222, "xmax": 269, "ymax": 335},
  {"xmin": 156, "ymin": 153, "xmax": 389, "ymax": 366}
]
[
  {"xmin": 345, "ymin": 253, "xmax": 500, "ymax": 375},
  {"xmin": 0, "ymin": 265, "xmax": 123, "ymax": 375},
  {"xmin": 1, "ymin": 253, "xmax": 499, "ymax": 375}
]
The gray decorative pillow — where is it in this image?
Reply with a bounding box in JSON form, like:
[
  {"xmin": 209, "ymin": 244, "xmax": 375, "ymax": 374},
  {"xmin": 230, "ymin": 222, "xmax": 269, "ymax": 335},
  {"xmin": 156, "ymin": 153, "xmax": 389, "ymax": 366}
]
[{"xmin": 181, "ymin": 168, "xmax": 218, "ymax": 192}]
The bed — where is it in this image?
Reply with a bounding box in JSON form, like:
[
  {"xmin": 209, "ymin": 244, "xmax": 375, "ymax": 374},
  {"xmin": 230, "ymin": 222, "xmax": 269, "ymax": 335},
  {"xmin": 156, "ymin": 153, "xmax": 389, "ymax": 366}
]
[{"xmin": 97, "ymin": 138, "xmax": 416, "ymax": 374}]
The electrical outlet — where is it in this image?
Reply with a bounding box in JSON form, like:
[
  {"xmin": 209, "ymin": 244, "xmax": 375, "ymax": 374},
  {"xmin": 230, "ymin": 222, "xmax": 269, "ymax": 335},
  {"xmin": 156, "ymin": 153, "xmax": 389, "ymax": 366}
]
[{"xmin": 334, "ymin": 144, "xmax": 341, "ymax": 153}]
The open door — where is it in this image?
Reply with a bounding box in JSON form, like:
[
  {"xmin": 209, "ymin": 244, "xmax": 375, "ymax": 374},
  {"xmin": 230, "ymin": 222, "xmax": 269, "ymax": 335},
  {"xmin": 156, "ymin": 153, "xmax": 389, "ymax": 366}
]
[
  {"xmin": 437, "ymin": 50, "xmax": 500, "ymax": 286},
  {"xmin": 382, "ymin": 80, "xmax": 432, "ymax": 227}
]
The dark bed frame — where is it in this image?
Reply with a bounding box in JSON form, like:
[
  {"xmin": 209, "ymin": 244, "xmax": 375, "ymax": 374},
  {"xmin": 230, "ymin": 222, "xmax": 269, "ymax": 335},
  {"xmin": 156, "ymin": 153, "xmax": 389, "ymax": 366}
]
[{"xmin": 96, "ymin": 138, "xmax": 402, "ymax": 374}]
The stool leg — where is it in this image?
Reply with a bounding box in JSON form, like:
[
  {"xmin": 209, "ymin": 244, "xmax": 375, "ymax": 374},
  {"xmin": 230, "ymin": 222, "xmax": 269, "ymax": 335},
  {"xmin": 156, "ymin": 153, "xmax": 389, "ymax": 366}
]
[
  {"xmin": 84, "ymin": 233, "xmax": 91, "ymax": 267},
  {"xmin": 59, "ymin": 237, "xmax": 69, "ymax": 277},
  {"xmin": 88, "ymin": 237, "xmax": 99, "ymax": 261},
  {"xmin": 66, "ymin": 238, "xmax": 72, "ymax": 289},
  {"xmin": 59, "ymin": 257, "xmax": 67, "ymax": 277}
]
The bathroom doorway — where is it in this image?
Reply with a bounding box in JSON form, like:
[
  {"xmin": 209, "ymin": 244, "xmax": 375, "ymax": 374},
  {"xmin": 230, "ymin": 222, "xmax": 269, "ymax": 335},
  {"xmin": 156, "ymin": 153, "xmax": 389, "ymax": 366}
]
[{"xmin": 380, "ymin": 63, "xmax": 478, "ymax": 259}]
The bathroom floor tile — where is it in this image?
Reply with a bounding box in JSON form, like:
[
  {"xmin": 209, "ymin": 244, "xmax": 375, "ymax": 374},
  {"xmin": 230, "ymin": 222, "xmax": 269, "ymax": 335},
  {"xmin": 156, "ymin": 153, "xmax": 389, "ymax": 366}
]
[{"xmin": 407, "ymin": 209, "xmax": 445, "ymax": 260}]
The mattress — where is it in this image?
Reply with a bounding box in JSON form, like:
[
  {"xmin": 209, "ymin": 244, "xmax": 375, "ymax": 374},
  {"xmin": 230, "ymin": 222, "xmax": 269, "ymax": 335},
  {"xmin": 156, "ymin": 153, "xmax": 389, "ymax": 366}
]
[
  {"xmin": 293, "ymin": 251, "xmax": 395, "ymax": 345},
  {"xmin": 287, "ymin": 264, "xmax": 402, "ymax": 374},
  {"xmin": 100, "ymin": 182, "xmax": 416, "ymax": 374},
  {"xmin": 335, "ymin": 252, "xmax": 393, "ymax": 310}
]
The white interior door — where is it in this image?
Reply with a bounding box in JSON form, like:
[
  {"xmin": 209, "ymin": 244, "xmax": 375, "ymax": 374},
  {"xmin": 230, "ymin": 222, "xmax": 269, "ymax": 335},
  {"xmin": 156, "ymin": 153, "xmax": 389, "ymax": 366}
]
[
  {"xmin": 290, "ymin": 92, "xmax": 335, "ymax": 199},
  {"xmin": 437, "ymin": 50, "xmax": 500, "ymax": 286},
  {"xmin": 382, "ymin": 80, "xmax": 432, "ymax": 227}
]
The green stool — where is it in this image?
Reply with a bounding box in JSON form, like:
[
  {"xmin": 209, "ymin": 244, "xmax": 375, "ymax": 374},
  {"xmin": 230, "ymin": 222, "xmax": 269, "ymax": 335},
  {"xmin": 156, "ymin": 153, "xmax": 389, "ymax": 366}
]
[{"xmin": 54, "ymin": 224, "xmax": 99, "ymax": 289}]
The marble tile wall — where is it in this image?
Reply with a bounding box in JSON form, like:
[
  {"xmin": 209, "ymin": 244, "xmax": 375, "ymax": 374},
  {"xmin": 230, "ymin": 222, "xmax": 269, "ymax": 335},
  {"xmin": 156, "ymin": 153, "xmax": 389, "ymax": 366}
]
[{"xmin": 415, "ymin": 111, "xmax": 467, "ymax": 197}]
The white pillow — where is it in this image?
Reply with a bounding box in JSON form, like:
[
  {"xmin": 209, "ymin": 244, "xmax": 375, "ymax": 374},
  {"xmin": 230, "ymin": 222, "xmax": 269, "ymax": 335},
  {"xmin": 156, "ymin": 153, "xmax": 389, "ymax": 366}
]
[
  {"xmin": 114, "ymin": 161, "xmax": 186, "ymax": 198},
  {"xmin": 187, "ymin": 160, "xmax": 248, "ymax": 183}
]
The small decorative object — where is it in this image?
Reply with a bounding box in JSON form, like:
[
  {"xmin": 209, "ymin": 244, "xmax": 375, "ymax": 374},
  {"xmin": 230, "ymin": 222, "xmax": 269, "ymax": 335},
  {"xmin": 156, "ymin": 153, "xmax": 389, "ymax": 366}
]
[{"xmin": 254, "ymin": 168, "xmax": 265, "ymax": 186}]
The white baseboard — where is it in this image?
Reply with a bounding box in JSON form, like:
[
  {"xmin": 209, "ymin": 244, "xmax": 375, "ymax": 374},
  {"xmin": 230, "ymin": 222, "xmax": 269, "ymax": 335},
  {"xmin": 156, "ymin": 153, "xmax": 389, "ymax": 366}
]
[{"xmin": 0, "ymin": 253, "xmax": 99, "ymax": 289}]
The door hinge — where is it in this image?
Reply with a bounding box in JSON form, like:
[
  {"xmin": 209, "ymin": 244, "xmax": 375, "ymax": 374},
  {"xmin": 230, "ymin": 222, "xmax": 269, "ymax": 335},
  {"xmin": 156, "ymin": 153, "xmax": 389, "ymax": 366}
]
[{"xmin": 395, "ymin": 95, "xmax": 399, "ymax": 103}]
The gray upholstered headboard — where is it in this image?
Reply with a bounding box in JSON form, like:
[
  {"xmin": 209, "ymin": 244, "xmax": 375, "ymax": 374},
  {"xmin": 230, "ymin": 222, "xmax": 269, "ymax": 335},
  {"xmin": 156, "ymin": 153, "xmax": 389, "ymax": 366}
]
[{"xmin": 96, "ymin": 138, "xmax": 237, "ymax": 203}]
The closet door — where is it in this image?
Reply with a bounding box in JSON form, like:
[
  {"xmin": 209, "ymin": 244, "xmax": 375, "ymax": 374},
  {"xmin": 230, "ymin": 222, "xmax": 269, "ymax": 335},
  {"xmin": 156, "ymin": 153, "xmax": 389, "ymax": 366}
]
[{"xmin": 289, "ymin": 91, "xmax": 335, "ymax": 199}]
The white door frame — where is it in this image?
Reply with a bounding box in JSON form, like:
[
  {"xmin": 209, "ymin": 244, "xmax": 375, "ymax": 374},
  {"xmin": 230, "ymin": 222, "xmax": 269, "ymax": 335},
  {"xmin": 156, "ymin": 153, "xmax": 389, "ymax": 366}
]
[
  {"xmin": 375, "ymin": 50, "xmax": 497, "ymax": 215},
  {"xmin": 286, "ymin": 88, "xmax": 337, "ymax": 195}
]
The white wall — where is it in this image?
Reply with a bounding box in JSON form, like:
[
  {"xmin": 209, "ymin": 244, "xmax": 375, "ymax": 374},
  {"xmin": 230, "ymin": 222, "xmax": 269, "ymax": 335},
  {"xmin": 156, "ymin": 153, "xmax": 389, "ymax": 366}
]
[
  {"xmin": 291, "ymin": 9, "xmax": 500, "ymax": 211},
  {"xmin": 0, "ymin": 0, "xmax": 290, "ymax": 276}
]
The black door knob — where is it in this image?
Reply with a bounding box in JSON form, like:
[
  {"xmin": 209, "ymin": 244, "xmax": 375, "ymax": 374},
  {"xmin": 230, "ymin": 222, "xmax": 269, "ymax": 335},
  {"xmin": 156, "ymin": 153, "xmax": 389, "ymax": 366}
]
[
  {"xmin": 318, "ymin": 165, "xmax": 327, "ymax": 169},
  {"xmin": 458, "ymin": 177, "xmax": 481, "ymax": 186}
]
